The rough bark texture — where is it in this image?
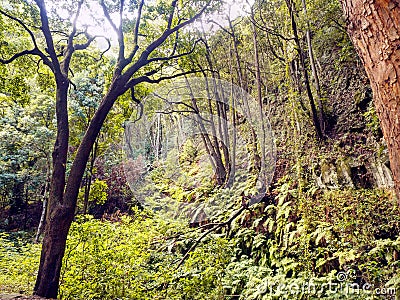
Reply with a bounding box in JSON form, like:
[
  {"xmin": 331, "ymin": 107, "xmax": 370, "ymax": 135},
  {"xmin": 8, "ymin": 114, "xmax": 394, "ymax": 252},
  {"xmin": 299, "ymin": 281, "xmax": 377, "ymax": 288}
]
[
  {"xmin": 33, "ymin": 206, "xmax": 72, "ymax": 298},
  {"xmin": 340, "ymin": 0, "xmax": 400, "ymax": 202}
]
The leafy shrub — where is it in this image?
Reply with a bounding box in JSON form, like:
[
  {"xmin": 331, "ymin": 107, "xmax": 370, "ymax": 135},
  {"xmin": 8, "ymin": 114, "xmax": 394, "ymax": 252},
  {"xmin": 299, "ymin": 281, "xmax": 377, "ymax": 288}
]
[
  {"xmin": 1, "ymin": 187, "xmax": 399, "ymax": 300},
  {"xmin": 0, "ymin": 232, "xmax": 41, "ymax": 294},
  {"xmin": 221, "ymin": 185, "xmax": 400, "ymax": 299}
]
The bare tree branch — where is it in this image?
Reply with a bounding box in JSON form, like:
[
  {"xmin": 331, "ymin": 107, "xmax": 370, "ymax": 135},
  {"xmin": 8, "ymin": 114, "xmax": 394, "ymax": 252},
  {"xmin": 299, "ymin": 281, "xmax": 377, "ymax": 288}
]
[
  {"xmin": 208, "ymin": 19, "xmax": 234, "ymax": 37},
  {"xmin": 62, "ymin": 0, "xmax": 84, "ymax": 73},
  {"xmin": 100, "ymin": 0, "xmax": 125, "ymax": 65},
  {"xmin": 134, "ymin": 0, "xmax": 145, "ymax": 46},
  {"xmin": 126, "ymin": 0, "xmax": 145, "ymax": 63},
  {"xmin": 96, "ymin": 38, "xmax": 112, "ymax": 61},
  {"xmin": 176, "ymin": 206, "xmax": 246, "ymax": 268},
  {"xmin": 122, "ymin": 0, "xmax": 212, "ymax": 80},
  {"xmin": 167, "ymin": 0, "xmax": 178, "ymax": 29},
  {"xmin": 253, "ymin": 3, "xmax": 294, "ymax": 41},
  {"xmin": 118, "ymin": 0, "xmax": 125, "ymax": 61},
  {"xmin": 0, "ymin": 49, "xmax": 35, "ymax": 64},
  {"xmin": 170, "ymin": 31, "xmax": 179, "ymax": 56},
  {"xmin": 74, "ymin": 36, "xmax": 97, "ymax": 50},
  {"xmin": 100, "ymin": 0, "xmax": 119, "ymax": 33},
  {"xmin": 34, "ymin": 0, "xmax": 62, "ymax": 75},
  {"xmin": 0, "ymin": 8, "xmax": 53, "ymax": 67},
  {"xmin": 147, "ymin": 39, "xmax": 201, "ymax": 63},
  {"xmin": 266, "ymin": 36, "xmax": 285, "ymax": 62},
  {"xmin": 126, "ymin": 69, "xmax": 199, "ymax": 88}
]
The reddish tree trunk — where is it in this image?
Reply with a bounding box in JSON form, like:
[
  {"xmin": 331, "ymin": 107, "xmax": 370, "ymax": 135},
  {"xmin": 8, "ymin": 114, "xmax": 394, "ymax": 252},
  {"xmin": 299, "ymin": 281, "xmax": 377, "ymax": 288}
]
[{"xmin": 340, "ymin": 0, "xmax": 400, "ymax": 201}]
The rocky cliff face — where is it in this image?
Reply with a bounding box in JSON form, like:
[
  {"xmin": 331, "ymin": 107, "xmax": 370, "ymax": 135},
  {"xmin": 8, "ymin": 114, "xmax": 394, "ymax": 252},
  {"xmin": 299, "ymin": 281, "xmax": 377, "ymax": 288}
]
[{"xmin": 316, "ymin": 153, "xmax": 393, "ymax": 190}]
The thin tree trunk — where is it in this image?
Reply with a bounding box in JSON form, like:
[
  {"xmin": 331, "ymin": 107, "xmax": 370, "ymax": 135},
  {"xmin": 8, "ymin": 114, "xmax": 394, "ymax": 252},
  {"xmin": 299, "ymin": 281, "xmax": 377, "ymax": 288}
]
[
  {"xmin": 228, "ymin": 18, "xmax": 246, "ymax": 91},
  {"xmin": 192, "ymin": 91, "xmax": 227, "ymax": 185},
  {"xmin": 339, "ymin": 0, "xmax": 400, "ymax": 202},
  {"xmin": 10, "ymin": 179, "xmax": 24, "ymax": 214},
  {"xmin": 83, "ymin": 140, "xmax": 98, "ymax": 215},
  {"xmin": 203, "ymin": 66, "xmax": 231, "ymax": 185},
  {"xmin": 227, "ymin": 42, "xmax": 237, "ymax": 187},
  {"xmin": 155, "ymin": 113, "xmax": 162, "ymax": 160},
  {"xmin": 34, "ymin": 197, "xmax": 47, "ymax": 244},
  {"xmin": 35, "ymin": 153, "xmax": 52, "ymax": 243},
  {"xmin": 34, "ymin": 159, "xmax": 51, "ymax": 243},
  {"xmin": 251, "ymin": 16, "xmax": 267, "ymax": 194},
  {"xmin": 286, "ymin": 0, "xmax": 324, "ymax": 139},
  {"xmin": 301, "ymin": 0, "xmax": 325, "ymax": 132}
]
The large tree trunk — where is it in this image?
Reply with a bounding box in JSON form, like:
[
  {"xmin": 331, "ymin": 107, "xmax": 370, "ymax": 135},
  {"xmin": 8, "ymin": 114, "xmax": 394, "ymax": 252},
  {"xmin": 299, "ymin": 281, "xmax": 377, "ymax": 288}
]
[
  {"xmin": 340, "ymin": 0, "xmax": 400, "ymax": 201},
  {"xmin": 33, "ymin": 205, "xmax": 72, "ymax": 298},
  {"xmin": 34, "ymin": 80, "xmax": 70, "ymax": 298},
  {"xmin": 34, "ymin": 84, "xmax": 122, "ymax": 298}
]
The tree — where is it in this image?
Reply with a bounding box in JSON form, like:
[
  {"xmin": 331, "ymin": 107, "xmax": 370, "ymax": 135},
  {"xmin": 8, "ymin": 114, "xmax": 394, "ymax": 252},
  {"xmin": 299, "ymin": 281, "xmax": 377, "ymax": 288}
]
[
  {"xmin": 339, "ymin": 0, "xmax": 400, "ymax": 202},
  {"xmin": 0, "ymin": 0, "xmax": 216, "ymax": 297},
  {"xmin": 0, "ymin": 69, "xmax": 55, "ymax": 228},
  {"xmin": 285, "ymin": 0, "xmax": 324, "ymax": 139}
]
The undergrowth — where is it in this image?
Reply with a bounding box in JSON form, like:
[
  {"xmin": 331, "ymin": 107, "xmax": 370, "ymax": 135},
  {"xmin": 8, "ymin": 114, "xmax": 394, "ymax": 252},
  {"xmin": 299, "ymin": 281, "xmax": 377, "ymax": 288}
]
[{"xmin": 1, "ymin": 185, "xmax": 399, "ymax": 299}]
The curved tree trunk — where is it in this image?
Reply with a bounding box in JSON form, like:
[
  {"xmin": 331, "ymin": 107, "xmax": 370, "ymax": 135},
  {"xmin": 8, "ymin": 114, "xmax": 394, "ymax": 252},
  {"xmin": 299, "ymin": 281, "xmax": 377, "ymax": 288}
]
[
  {"xmin": 340, "ymin": 0, "xmax": 400, "ymax": 201},
  {"xmin": 34, "ymin": 86, "xmax": 121, "ymax": 298}
]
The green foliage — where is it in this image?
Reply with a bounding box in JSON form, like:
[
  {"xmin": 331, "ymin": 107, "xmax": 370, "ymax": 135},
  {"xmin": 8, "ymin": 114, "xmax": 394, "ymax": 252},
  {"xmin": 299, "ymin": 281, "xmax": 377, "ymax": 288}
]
[
  {"xmin": 60, "ymin": 213, "xmax": 164, "ymax": 300},
  {"xmin": 0, "ymin": 87, "xmax": 54, "ymax": 213},
  {"xmin": 78, "ymin": 179, "xmax": 109, "ymax": 206},
  {"xmin": 166, "ymin": 237, "xmax": 232, "ymax": 300},
  {"xmin": 219, "ymin": 183, "xmax": 400, "ymax": 300},
  {"xmin": 1, "ymin": 186, "xmax": 399, "ymax": 299},
  {"xmin": 0, "ymin": 232, "xmax": 41, "ymax": 294},
  {"xmin": 364, "ymin": 101, "xmax": 381, "ymax": 135},
  {"xmin": 0, "ymin": 211, "xmax": 232, "ymax": 299}
]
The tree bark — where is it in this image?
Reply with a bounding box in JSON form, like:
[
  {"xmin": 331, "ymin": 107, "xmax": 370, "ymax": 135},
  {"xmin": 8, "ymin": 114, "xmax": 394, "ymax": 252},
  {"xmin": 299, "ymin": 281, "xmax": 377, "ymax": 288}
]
[
  {"xmin": 35, "ymin": 154, "xmax": 52, "ymax": 243},
  {"xmin": 34, "ymin": 205, "xmax": 72, "ymax": 298},
  {"xmin": 34, "ymin": 81, "xmax": 70, "ymax": 298},
  {"xmin": 34, "ymin": 197, "xmax": 47, "ymax": 244},
  {"xmin": 340, "ymin": 0, "xmax": 400, "ymax": 201}
]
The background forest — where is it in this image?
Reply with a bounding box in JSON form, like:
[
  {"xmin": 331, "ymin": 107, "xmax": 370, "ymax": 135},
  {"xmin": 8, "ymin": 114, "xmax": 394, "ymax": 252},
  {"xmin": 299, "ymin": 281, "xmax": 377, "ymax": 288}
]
[{"xmin": 0, "ymin": 0, "xmax": 399, "ymax": 299}]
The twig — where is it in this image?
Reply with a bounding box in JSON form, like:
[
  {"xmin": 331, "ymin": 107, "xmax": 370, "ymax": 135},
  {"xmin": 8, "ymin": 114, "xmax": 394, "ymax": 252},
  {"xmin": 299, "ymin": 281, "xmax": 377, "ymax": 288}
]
[{"xmin": 176, "ymin": 206, "xmax": 246, "ymax": 269}]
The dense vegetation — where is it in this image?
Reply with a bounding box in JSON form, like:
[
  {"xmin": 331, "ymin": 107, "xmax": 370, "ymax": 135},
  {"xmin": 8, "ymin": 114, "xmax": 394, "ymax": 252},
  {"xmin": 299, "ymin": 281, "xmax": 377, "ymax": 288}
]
[{"xmin": 1, "ymin": 0, "xmax": 399, "ymax": 299}]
